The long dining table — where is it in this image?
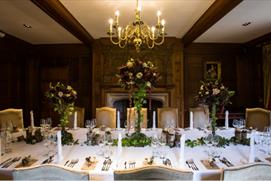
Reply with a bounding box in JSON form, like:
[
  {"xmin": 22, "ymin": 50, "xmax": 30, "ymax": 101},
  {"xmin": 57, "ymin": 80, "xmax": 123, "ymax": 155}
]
[{"xmin": 0, "ymin": 127, "xmax": 270, "ymax": 180}]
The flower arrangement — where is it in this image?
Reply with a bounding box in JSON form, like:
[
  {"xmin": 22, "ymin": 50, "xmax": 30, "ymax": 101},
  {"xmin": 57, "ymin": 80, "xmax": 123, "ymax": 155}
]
[
  {"xmin": 117, "ymin": 58, "xmax": 159, "ymax": 91},
  {"xmin": 194, "ymin": 76, "xmax": 234, "ymax": 134},
  {"xmin": 116, "ymin": 58, "xmax": 160, "ymax": 133},
  {"xmin": 46, "ymin": 82, "xmax": 77, "ymax": 128},
  {"xmin": 195, "ymin": 79, "xmax": 235, "ymax": 108}
]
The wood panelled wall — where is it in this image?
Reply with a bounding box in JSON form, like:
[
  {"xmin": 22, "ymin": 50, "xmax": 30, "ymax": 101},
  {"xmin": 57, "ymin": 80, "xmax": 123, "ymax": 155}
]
[
  {"xmin": 0, "ymin": 34, "xmax": 92, "ymax": 127},
  {"xmin": 0, "ymin": 34, "xmax": 263, "ymax": 128},
  {"xmin": 184, "ymin": 43, "xmax": 262, "ymax": 126}
]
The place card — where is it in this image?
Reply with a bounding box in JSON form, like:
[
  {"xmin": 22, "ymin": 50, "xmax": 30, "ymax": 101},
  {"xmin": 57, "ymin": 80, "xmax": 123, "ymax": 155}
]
[
  {"xmin": 201, "ymin": 160, "xmax": 219, "ymax": 170},
  {"xmin": 15, "ymin": 159, "xmax": 37, "ymax": 168},
  {"xmin": 81, "ymin": 157, "xmax": 98, "ymax": 170},
  {"xmin": 265, "ymin": 157, "xmax": 271, "ymax": 162}
]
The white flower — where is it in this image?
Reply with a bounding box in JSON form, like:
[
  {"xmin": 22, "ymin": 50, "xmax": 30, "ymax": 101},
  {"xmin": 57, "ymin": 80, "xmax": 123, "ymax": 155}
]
[
  {"xmin": 127, "ymin": 61, "xmax": 133, "ymax": 68},
  {"xmin": 136, "ymin": 72, "xmax": 143, "ymax": 79},
  {"xmin": 58, "ymin": 91, "xmax": 63, "ymax": 97},
  {"xmin": 212, "ymin": 88, "xmax": 220, "ymax": 95},
  {"xmin": 200, "ymin": 85, "xmax": 204, "ymax": 90},
  {"xmin": 143, "ymin": 62, "xmax": 148, "ymax": 68},
  {"xmin": 128, "ymin": 73, "xmax": 133, "ymax": 78},
  {"xmin": 146, "ymin": 81, "xmax": 152, "ymax": 87},
  {"xmin": 205, "ymin": 91, "xmax": 209, "ymax": 95},
  {"xmin": 67, "ymin": 86, "xmax": 72, "ymax": 90},
  {"xmin": 220, "ymin": 85, "xmax": 225, "ymax": 90}
]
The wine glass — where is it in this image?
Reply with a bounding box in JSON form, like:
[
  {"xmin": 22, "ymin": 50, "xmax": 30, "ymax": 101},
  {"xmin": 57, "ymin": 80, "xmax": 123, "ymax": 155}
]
[
  {"xmin": 97, "ymin": 134, "xmax": 105, "ymax": 156},
  {"xmin": 232, "ymin": 119, "xmax": 239, "ymax": 129},
  {"xmin": 151, "ymin": 134, "xmax": 159, "ymax": 157},
  {"xmin": 159, "ymin": 134, "xmax": 167, "ymax": 160},
  {"xmin": 85, "ymin": 120, "xmax": 91, "ymax": 130},
  {"xmin": 90, "ymin": 119, "xmax": 96, "ymax": 130},
  {"xmin": 46, "ymin": 117, "xmax": 52, "ymax": 130}
]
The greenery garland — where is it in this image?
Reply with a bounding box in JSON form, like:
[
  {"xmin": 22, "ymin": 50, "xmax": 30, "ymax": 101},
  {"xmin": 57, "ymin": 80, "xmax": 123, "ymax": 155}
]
[
  {"xmin": 113, "ymin": 132, "xmax": 151, "ymax": 147},
  {"xmin": 185, "ymin": 136, "xmax": 250, "ymax": 148}
]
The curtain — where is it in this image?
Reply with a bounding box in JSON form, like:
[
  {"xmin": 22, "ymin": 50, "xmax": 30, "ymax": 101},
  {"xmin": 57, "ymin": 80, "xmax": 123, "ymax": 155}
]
[{"xmin": 263, "ymin": 44, "xmax": 271, "ymax": 109}]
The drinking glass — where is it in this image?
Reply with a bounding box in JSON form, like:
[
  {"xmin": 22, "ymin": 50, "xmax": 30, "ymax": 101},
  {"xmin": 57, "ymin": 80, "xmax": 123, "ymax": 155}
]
[
  {"xmin": 159, "ymin": 134, "xmax": 167, "ymax": 159},
  {"xmin": 90, "ymin": 119, "xmax": 97, "ymax": 130},
  {"xmin": 85, "ymin": 120, "xmax": 91, "ymax": 130},
  {"xmin": 97, "ymin": 134, "xmax": 105, "ymax": 156},
  {"xmin": 232, "ymin": 119, "xmax": 239, "ymax": 128},
  {"xmin": 151, "ymin": 134, "xmax": 159, "ymax": 157}
]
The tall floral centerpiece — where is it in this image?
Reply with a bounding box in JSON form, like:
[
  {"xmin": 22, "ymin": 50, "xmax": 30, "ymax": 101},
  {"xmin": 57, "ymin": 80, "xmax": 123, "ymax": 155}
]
[
  {"xmin": 195, "ymin": 76, "xmax": 234, "ymax": 135},
  {"xmin": 117, "ymin": 58, "xmax": 159, "ymax": 133},
  {"xmin": 46, "ymin": 82, "xmax": 77, "ymax": 144}
]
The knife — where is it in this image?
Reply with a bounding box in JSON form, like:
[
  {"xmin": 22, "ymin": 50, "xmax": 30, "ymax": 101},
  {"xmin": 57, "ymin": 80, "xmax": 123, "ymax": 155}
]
[{"xmin": 0, "ymin": 158, "xmax": 12, "ymax": 166}]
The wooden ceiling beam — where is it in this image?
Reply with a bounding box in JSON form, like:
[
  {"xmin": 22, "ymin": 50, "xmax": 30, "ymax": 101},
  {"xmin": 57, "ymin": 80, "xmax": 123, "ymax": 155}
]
[
  {"xmin": 31, "ymin": 0, "xmax": 93, "ymax": 46},
  {"xmin": 182, "ymin": 0, "xmax": 243, "ymax": 47}
]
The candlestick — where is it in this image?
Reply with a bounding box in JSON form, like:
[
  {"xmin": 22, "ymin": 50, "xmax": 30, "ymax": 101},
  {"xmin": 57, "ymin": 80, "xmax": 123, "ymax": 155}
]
[
  {"xmin": 117, "ymin": 111, "xmax": 121, "ymax": 129},
  {"xmin": 57, "ymin": 131, "xmax": 63, "ymax": 163},
  {"xmin": 30, "ymin": 110, "xmax": 34, "ymax": 128},
  {"xmin": 179, "ymin": 134, "xmax": 185, "ymax": 167},
  {"xmin": 225, "ymin": 110, "xmax": 229, "ymax": 129},
  {"xmin": 189, "ymin": 111, "xmax": 193, "ymax": 130},
  {"xmin": 153, "ymin": 111, "xmax": 156, "ymax": 129},
  {"xmin": 74, "ymin": 111, "xmax": 77, "ymax": 129}
]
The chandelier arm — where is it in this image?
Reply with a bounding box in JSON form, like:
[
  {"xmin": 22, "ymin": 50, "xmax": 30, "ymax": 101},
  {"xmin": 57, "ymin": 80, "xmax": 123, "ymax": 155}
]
[
  {"xmin": 146, "ymin": 38, "xmax": 155, "ymax": 49},
  {"xmin": 110, "ymin": 35, "xmax": 122, "ymax": 45},
  {"xmin": 153, "ymin": 34, "xmax": 165, "ymax": 45},
  {"xmin": 119, "ymin": 39, "xmax": 128, "ymax": 48}
]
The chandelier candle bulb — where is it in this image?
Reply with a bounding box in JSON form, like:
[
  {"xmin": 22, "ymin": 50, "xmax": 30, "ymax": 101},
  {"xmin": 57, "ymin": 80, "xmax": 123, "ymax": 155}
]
[
  {"xmin": 115, "ymin": 10, "xmax": 119, "ymax": 25},
  {"xmin": 189, "ymin": 111, "xmax": 193, "ymax": 130},
  {"xmin": 151, "ymin": 26, "xmax": 155, "ymax": 38},
  {"xmin": 109, "ymin": 19, "xmax": 113, "ymax": 33},
  {"xmin": 30, "ymin": 110, "xmax": 34, "ymax": 128},
  {"xmin": 118, "ymin": 27, "xmax": 122, "ymax": 38},
  {"xmin": 157, "ymin": 11, "xmax": 161, "ymax": 25},
  {"xmin": 153, "ymin": 111, "xmax": 156, "ymax": 129},
  {"xmin": 225, "ymin": 110, "xmax": 229, "ymax": 129}
]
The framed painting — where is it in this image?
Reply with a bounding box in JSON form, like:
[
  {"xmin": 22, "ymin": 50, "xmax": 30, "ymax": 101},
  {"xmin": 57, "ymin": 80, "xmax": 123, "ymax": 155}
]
[{"xmin": 204, "ymin": 61, "xmax": 221, "ymax": 80}]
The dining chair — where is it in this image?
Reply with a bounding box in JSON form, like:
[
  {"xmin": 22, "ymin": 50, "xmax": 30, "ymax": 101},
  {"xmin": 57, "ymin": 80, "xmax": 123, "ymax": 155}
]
[
  {"xmin": 68, "ymin": 106, "xmax": 85, "ymax": 128},
  {"xmin": 96, "ymin": 107, "xmax": 116, "ymax": 128},
  {"xmin": 0, "ymin": 108, "xmax": 24, "ymax": 129},
  {"xmin": 12, "ymin": 164, "xmax": 89, "ymax": 180},
  {"xmin": 221, "ymin": 163, "xmax": 271, "ymax": 180},
  {"xmin": 189, "ymin": 105, "xmax": 210, "ymax": 129},
  {"xmin": 245, "ymin": 107, "xmax": 271, "ymax": 131},
  {"xmin": 114, "ymin": 165, "xmax": 193, "ymax": 180},
  {"xmin": 127, "ymin": 107, "xmax": 147, "ymax": 128},
  {"xmin": 157, "ymin": 108, "xmax": 178, "ymax": 128}
]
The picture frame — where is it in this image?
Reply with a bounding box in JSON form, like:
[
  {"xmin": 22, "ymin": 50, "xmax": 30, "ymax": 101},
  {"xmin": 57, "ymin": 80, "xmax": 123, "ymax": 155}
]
[{"xmin": 204, "ymin": 61, "xmax": 221, "ymax": 80}]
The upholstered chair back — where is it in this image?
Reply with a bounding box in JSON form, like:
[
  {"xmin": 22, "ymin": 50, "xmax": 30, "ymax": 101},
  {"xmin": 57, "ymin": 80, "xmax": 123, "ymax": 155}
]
[
  {"xmin": 12, "ymin": 164, "xmax": 89, "ymax": 180},
  {"xmin": 221, "ymin": 163, "xmax": 271, "ymax": 180},
  {"xmin": 0, "ymin": 108, "xmax": 24, "ymax": 129},
  {"xmin": 246, "ymin": 108, "xmax": 271, "ymax": 131},
  {"xmin": 127, "ymin": 108, "xmax": 147, "ymax": 128},
  {"xmin": 69, "ymin": 106, "xmax": 85, "ymax": 128},
  {"xmin": 157, "ymin": 108, "xmax": 178, "ymax": 128},
  {"xmin": 96, "ymin": 107, "xmax": 116, "ymax": 128},
  {"xmin": 114, "ymin": 165, "xmax": 193, "ymax": 180},
  {"xmin": 189, "ymin": 105, "xmax": 210, "ymax": 129}
]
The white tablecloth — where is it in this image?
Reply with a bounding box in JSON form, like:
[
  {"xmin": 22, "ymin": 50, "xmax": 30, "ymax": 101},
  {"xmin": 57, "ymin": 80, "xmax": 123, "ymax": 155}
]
[{"xmin": 0, "ymin": 128, "xmax": 270, "ymax": 181}]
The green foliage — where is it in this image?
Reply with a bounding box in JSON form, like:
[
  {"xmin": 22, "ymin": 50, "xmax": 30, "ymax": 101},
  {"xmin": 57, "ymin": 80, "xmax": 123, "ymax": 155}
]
[
  {"xmin": 61, "ymin": 130, "xmax": 74, "ymax": 145},
  {"xmin": 113, "ymin": 132, "xmax": 151, "ymax": 147},
  {"xmin": 185, "ymin": 136, "xmax": 250, "ymax": 148}
]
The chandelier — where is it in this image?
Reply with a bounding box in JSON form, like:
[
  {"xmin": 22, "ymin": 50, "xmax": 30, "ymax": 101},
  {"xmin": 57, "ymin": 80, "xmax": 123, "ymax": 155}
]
[{"xmin": 107, "ymin": 0, "xmax": 166, "ymax": 52}]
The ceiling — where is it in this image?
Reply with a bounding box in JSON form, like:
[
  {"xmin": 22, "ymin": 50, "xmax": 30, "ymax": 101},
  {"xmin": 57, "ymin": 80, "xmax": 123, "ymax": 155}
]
[{"xmin": 0, "ymin": 0, "xmax": 270, "ymax": 44}]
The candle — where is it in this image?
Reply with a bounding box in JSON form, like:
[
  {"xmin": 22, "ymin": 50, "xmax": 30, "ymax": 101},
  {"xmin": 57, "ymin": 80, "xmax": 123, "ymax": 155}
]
[
  {"xmin": 117, "ymin": 111, "xmax": 120, "ymax": 129},
  {"xmin": 109, "ymin": 19, "xmax": 113, "ymax": 33},
  {"xmin": 157, "ymin": 10, "xmax": 161, "ymax": 25},
  {"xmin": 117, "ymin": 132, "xmax": 122, "ymax": 167},
  {"xmin": 115, "ymin": 10, "xmax": 119, "ymax": 25},
  {"xmin": 153, "ymin": 111, "xmax": 156, "ymax": 129},
  {"xmin": 57, "ymin": 131, "xmax": 63, "ymax": 162},
  {"xmin": 118, "ymin": 27, "xmax": 122, "ymax": 38},
  {"xmin": 74, "ymin": 111, "xmax": 77, "ymax": 129},
  {"xmin": 179, "ymin": 134, "xmax": 185, "ymax": 167},
  {"xmin": 225, "ymin": 110, "xmax": 229, "ymax": 129},
  {"xmin": 151, "ymin": 26, "xmax": 155, "ymax": 38},
  {"xmin": 161, "ymin": 19, "xmax": 165, "ymax": 33},
  {"xmin": 30, "ymin": 110, "xmax": 34, "ymax": 128},
  {"xmin": 249, "ymin": 132, "xmax": 255, "ymax": 163},
  {"xmin": 189, "ymin": 111, "xmax": 193, "ymax": 130}
]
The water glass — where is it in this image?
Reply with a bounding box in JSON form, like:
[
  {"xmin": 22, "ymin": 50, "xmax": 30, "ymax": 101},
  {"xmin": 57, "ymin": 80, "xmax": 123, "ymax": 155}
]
[{"xmin": 85, "ymin": 120, "xmax": 91, "ymax": 130}]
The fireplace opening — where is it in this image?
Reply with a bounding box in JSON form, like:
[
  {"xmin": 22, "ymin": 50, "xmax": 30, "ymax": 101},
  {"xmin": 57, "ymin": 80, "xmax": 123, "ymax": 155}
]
[{"xmin": 113, "ymin": 99, "xmax": 163, "ymax": 128}]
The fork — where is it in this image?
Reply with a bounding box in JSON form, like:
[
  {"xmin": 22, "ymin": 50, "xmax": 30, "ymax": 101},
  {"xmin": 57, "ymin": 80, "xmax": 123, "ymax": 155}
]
[
  {"xmin": 68, "ymin": 159, "xmax": 76, "ymax": 167},
  {"xmin": 187, "ymin": 160, "xmax": 198, "ymax": 170},
  {"xmin": 102, "ymin": 159, "xmax": 108, "ymax": 171},
  {"xmin": 71, "ymin": 159, "xmax": 79, "ymax": 168},
  {"xmin": 3, "ymin": 157, "xmax": 21, "ymax": 168}
]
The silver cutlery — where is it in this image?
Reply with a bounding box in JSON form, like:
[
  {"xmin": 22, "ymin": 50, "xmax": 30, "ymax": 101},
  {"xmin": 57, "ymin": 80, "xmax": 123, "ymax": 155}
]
[
  {"xmin": 105, "ymin": 159, "xmax": 112, "ymax": 171},
  {"xmin": 223, "ymin": 157, "xmax": 234, "ymax": 167},
  {"xmin": 68, "ymin": 159, "xmax": 78, "ymax": 167},
  {"xmin": 71, "ymin": 159, "xmax": 79, "ymax": 168},
  {"xmin": 0, "ymin": 158, "xmax": 12, "ymax": 166},
  {"xmin": 186, "ymin": 160, "xmax": 198, "ymax": 170},
  {"xmin": 124, "ymin": 161, "xmax": 127, "ymax": 169},
  {"xmin": 2, "ymin": 157, "xmax": 21, "ymax": 168},
  {"xmin": 64, "ymin": 160, "xmax": 70, "ymax": 166},
  {"xmin": 102, "ymin": 159, "xmax": 108, "ymax": 171}
]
